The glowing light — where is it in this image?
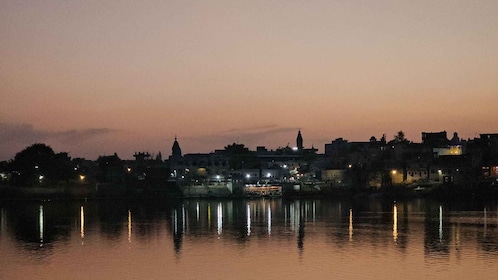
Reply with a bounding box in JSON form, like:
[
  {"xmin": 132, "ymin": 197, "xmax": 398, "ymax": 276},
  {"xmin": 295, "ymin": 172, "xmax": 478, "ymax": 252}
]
[
  {"xmin": 393, "ymin": 204, "xmax": 398, "ymax": 242},
  {"xmin": 128, "ymin": 209, "xmax": 132, "ymax": 243},
  {"xmin": 348, "ymin": 164, "xmax": 352, "ymax": 168},
  {"xmin": 173, "ymin": 209, "xmax": 178, "ymax": 234},
  {"xmin": 127, "ymin": 167, "xmax": 132, "ymax": 173},
  {"xmin": 290, "ymin": 203, "xmax": 295, "ymax": 230},
  {"xmin": 246, "ymin": 174, "xmax": 251, "ymax": 179},
  {"xmin": 80, "ymin": 206, "xmax": 85, "ymax": 239},
  {"xmin": 439, "ymin": 205, "xmax": 443, "ymax": 242},
  {"xmin": 349, "ymin": 208, "xmax": 353, "ymax": 242},
  {"xmin": 208, "ymin": 203, "xmax": 211, "ymax": 229},
  {"xmin": 217, "ymin": 203, "xmax": 223, "ymax": 235},
  {"xmin": 246, "ymin": 204, "xmax": 251, "ymax": 236},
  {"xmin": 196, "ymin": 202, "xmax": 200, "ymax": 221},
  {"xmin": 313, "ymin": 201, "xmax": 316, "ymax": 223},
  {"xmin": 39, "ymin": 205, "xmax": 44, "ymax": 244},
  {"xmin": 182, "ymin": 205, "xmax": 186, "ymax": 232},
  {"xmin": 79, "ymin": 174, "xmax": 86, "ymax": 181},
  {"xmin": 391, "ymin": 170, "xmax": 397, "ymax": 175},
  {"xmin": 268, "ymin": 204, "xmax": 272, "ymax": 235}
]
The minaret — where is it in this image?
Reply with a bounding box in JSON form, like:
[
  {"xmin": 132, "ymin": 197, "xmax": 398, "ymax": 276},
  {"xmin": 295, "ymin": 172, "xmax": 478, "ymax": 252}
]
[
  {"xmin": 170, "ymin": 137, "xmax": 183, "ymax": 176},
  {"xmin": 171, "ymin": 136, "xmax": 182, "ymax": 159},
  {"xmin": 296, "ymin": 130, "xmax": 303, "ymax": 151}
]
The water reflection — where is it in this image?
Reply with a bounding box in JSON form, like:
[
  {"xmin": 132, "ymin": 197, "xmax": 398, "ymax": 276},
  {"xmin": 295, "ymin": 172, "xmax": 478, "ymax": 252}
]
[
  {"xmin": 127, "ymin": 209, "xmax": 131, "ymax": 244},
  {"xmin": 80, "ymin": 206, "xmax": 84, "ymax": 242},
  {"xmin": 39, "ymin": 205, "xmax": 43, "ymax": 245},
  {"xmin": 439, "ymin": 205, "xmax": 443, "ymax": 242},
  {"xmin": 267, "ymin": 204, "xmax": 271, "ymax": 236},
  {"xmin": 217, "ymin": 203, "xmax": 222, "ymax": 236},
  {"xmin": 393, "ymin": 204, "xmax": 398, "ymax": 242},
  {"xmin": 349, "ymin": 208, "xmax": 353, "ymax": 242},
  {"xmin": 2, "ymin": 198, "xmax": 498, "ymax": 262},
  {"xmin": 246, "ymin": 204, "xmax": 251, "ymax": 236},
  {"xmin": 1, "ymin": 207, "xmax": 6, "ymax": 235}
]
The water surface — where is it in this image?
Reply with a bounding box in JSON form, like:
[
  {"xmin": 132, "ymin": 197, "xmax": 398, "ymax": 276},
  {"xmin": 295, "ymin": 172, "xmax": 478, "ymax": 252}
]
[{"xmin": 1, "ymin": 197, "xmax": 498, "ymax": 279}]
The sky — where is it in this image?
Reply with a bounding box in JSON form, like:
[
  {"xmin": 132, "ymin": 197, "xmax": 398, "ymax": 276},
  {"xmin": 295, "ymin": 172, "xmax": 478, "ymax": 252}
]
[{"xmin": 1, "ymin": 0, "xmax": 497, "ymax": 160}]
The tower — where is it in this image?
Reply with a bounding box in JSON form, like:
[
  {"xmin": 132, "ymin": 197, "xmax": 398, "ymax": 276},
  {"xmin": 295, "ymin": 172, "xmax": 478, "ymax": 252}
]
[
  {"xmin": 296, "ymin": 130, "xmax": 303, "ymax": 151},
  {"xmin": 169, "ymin": 137, "xmax": 183, "ymax": 177},
  {"xmin": 171, "ymin": 136, "xmax": 182, "ymax": 159}
]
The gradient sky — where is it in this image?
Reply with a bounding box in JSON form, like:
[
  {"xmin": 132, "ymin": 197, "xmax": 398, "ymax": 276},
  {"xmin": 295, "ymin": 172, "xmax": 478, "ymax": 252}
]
[{"xmin": 1, "ymin": 0, "xmax": 497, "ymax": 160}]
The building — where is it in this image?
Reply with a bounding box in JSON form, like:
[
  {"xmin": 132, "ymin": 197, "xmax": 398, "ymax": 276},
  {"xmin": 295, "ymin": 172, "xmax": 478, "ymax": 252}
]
[{"xmin": 168, "ymin": 137, "xmax": 230, "ymax": 181}]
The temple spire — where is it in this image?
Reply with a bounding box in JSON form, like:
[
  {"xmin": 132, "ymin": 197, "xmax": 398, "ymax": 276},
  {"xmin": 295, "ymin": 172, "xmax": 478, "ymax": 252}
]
[{"xmin": 296, "ymin": 130, "xmax": 303, "ymax": 150}]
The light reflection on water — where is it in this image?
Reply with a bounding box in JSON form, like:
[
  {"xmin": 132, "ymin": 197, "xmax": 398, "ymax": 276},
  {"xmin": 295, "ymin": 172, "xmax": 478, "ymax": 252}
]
[{"xmin": 1, "ymin": 198, "xmax": 498, "ymax": 279}]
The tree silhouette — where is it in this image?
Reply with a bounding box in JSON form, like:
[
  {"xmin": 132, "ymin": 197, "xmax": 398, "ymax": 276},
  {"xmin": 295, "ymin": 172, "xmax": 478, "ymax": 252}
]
[
  {"xmin": 223, "ymin": 143, "xmax": 259, "ymax": 169},
  {"xmin": 9, "ymin": 143, "xmax": 73, "ymax": 186},
  {"xmin": 96, "ymin": 153, "xmax": 123, "ymax": 183},
  {"xmin": 393, "ymin": 131, "xmax": 409, "ymax": 143}
]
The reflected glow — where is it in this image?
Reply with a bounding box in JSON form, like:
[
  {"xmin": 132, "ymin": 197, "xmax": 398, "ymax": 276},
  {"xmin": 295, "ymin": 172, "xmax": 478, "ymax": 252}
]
[
  {"xmin": 196, "ymin": 202, "xmax": 200, "ymax": 221},
  {"xmin": 247, "ymin": 204, "xmax": 251, "ymax": 236},
  {"xmin": 4, "ymin": 198, "xmax": 498, "ymax": 279},
  {"xmin": 80, "ymin": 206, "xmax": 85, "ymax": 239},
  {"xmin": 349, "ymin": 208, "xmax": 353, "ymax": 242},
  {"xmin": 182, "ymin": 205, "xmax": 186, "ymax": 233},
  {"xmin": 291, "ymin": 201, "xmax": 301, "ymax": 233},
  {"xmin": 268, "ymin": 204, "xmax": 272, "ymax": 235},
  {"xmin": 39, "ymin": 205, "xmax": 43, "ymax": 244},
  {"xmin": 208, "ymin": 204, "xmax": 211, "ymax": 229},
  {"xmin": 284, "ymin": 207, "xmax": 287, "ymax": 228},
  {"xmin": 439, "ymin": 205, "xmax": 443, "ymax": 242},
  {"xmin": 128, "ymin": 209, "xmax": 132, "ymax": 243},
  {"xmin": 290, "ymin": 203, "xmax": 295, "ymax": 230},
  {"xmin": 217, "ymin": 203, "xmax": 223, "ymax": 236},
  {"xmin": 173, "ymin": 209, "xmax": 178, "ymax": 235},
  {"xmin": 393, "ymin": 204, "xmax": 398, "ymax": 242}
]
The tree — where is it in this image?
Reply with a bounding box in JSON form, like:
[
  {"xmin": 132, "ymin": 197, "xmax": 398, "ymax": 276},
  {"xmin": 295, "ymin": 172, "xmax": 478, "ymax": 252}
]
[
  {"xmin": 393, "ymin": 131, "xmax": 409, "ymax": 143},
  {"xmin": 96, "ymin": 153, "xmax": 123, "ymax": 183},
  {"xmin": 9, "ymin": 143, "xmax": 73, "ymax": 186},
  {"xmin": 223, "ymin": 143, "xmax": 259, "ymax": 169},
  {"xmin": 223, "ymin": 143, "xmax": 250, "ymax": 154}
]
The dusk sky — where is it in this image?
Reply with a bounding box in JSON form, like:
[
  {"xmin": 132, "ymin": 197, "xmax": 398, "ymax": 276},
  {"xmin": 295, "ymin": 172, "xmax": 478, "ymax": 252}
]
[{"xmin": 1, "ymin": 0, "xmax": 497, "ymax": 160}]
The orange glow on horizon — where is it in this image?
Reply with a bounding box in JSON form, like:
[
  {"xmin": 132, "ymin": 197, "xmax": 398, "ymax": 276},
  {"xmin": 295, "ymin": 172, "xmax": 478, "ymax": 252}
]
[{"xmin": 1, "ymin": 1, "xmax": 497, "ymax": 160}]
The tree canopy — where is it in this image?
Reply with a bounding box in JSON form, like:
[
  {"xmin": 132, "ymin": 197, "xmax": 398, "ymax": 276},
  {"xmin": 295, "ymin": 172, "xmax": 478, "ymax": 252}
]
[
  {"xmin": 9, "ymin": 143, "xmax": 73, "ymax": 186},
  {"xmin": 393, "ymin": 131, "xmax": 409, "ymax": 143},
  {"xmin": 223, "ymin": 143, "xmax": 259, "ymax": 169}
]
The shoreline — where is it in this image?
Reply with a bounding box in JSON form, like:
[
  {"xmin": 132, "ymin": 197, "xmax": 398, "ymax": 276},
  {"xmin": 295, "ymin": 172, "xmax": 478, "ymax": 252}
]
[{"xmin": 2, "ymin": 182, "xmax": 498, "ymax": 202}]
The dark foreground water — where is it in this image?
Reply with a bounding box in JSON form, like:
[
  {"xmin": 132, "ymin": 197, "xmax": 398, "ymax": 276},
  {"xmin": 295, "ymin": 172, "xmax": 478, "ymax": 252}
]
[{"xmin": 1, "ymin": 197, "xmax": 498, "ymax": 280}]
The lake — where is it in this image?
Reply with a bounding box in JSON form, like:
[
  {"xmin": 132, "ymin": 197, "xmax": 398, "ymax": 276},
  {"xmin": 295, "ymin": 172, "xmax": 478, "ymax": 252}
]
[{"xmin": 1, "ymin": 197, "xmax": 498, "ymax": 279}]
